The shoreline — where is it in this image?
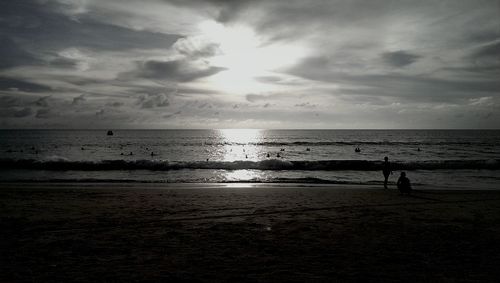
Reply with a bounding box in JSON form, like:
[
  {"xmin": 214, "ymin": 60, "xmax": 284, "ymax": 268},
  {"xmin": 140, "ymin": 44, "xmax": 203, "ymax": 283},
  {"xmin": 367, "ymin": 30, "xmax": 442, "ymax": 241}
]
[
  {"xmin": 0, "ymin": 181, "xmax": 498, "ymax": 191},
  {"xmin": 2, "ymin": 183, "xmax": 500, "ymax": 282}
]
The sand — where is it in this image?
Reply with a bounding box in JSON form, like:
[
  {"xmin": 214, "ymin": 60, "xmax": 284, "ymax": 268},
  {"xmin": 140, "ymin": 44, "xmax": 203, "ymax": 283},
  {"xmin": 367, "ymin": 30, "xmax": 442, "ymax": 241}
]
[{"xmin": 1, "ymin": 183, "xmax": 500, "ymax": 282}]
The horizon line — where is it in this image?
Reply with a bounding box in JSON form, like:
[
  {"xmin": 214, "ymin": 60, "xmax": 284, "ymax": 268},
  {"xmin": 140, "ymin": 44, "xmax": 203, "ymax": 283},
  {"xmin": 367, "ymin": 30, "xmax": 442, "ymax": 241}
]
[{"xmin": 1, "ymin": 128, "xmax": 499, "ymax": 131}]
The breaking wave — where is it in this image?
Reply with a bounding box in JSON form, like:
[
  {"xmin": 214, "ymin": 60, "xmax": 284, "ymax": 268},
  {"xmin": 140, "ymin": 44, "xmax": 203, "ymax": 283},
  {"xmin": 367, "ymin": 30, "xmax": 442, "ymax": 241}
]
[
  {"xmin": 187, "ymin": 141, "xmax": 495, "ymax": 146},
  {"xmin": 0, "ymin": 158, "xmax": 499, "ymax": 171}
]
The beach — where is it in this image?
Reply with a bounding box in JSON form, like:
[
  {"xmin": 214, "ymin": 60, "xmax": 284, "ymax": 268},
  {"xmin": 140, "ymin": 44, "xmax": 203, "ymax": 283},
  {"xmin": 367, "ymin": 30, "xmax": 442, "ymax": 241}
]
[{"xmin": 2, "ymin": 183, "xmax": 500, "ymax": 282}]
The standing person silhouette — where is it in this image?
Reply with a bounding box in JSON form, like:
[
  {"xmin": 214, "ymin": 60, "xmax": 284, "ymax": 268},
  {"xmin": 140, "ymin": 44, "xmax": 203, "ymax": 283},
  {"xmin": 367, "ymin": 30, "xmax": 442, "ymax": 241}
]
[{"xmin": 382, "ymin": 156, "xmax": 392, "ymax": 189}]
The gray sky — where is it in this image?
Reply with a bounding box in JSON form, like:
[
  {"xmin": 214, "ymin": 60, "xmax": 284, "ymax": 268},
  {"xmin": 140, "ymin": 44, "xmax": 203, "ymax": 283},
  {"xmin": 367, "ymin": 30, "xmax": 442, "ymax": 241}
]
[{"xmin": 0, "ymin": 0, "xmax": 499, "ymax": 129}]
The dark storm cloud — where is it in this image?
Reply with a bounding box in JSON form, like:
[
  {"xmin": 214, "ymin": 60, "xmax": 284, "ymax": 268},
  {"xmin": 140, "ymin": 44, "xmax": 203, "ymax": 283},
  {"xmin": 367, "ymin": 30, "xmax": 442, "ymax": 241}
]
[
  {"xmin": 0, "ymin": 77, "xmax": 52, "ymax": 92},
  {"xmin": 0, "ymin": 0, "xmax": 181, "ymax": 66},
  {"xmin": 0, "ymin": 96, "xmax": 21, "ymax": 107},
  {"xmin": 469, "ymin": 41, "xmax": 500, "ymax": 62},
  {"xmin": 205, "ymin": 0, "xmax": 500, "ymax": 47},
  {"xmin": 126, "ymin": 59, "xmax": 226, "ymax": 82},
  {"xmin": 381, "ymin": 51, "xmax": 421, "ymax": 67},
  {"xmin": 163, "ymin": 110, "xmax": 181, "ymax": 119},
  {"xmin": 0, "ymin": 93, "xmax": 54, "ymax": 112},
  {"xmin": 0, "ymin": 36, "xmax": 42, "ymax": 69},
  {"xmin": 137, "ymin": 93, "xmax": 170, "ymax": 108},
  {"xmin": 34, "ymin": 96, "xmax": 51, "ymax": 107},
  {"xmin": 95, "ymin": 109, "xmax": 105, "ymax": 116},
  {"xmin": 197, "ymin": 0, "xmax": 408, "ymax": 39},
  {"xmin": 106, "ymin": 101, "xmax": 124, "ymax": 108},
  {"xmin": 72, "ymin": 94, "xmax": 86, "ymax": 106},
  {"xmin": 466, "ymin": 30, "xmax": 500, "ymax": 44},
  {"xmin": 0, "ymin": 107, "xmax": 33, "ymax": 118},
  {"xmin": 341, "ymin": 74, "xmax": 500, "ymax": 102},
  {"xmin": 35, "ymin": 108, "xmax": 53, "ymax": 119},
  {"xmin": 443, "ymin": 65, "xmax": 500, "ymax": 77},
  {"xmin": 358, "ymin": 75, "xmax": 500, "ymax": 98},
  {"xmin": 14, "ymin": 107, "xmax": 33, "ymax": 118},
  {"xmin": 287, "ymin": 55, "xmax": 500, "ymax": 102}
]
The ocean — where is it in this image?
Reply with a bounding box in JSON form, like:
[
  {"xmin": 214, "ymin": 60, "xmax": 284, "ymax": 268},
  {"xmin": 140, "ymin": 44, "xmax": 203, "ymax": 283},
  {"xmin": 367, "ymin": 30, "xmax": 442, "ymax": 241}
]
[{"xmin": 0, "ymin": 129, "xmax": 499, "ymax": 189}]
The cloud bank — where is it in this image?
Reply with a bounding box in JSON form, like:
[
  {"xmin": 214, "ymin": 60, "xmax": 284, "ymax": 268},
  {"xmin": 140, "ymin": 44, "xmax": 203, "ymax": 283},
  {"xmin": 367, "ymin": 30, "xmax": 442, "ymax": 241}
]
[{"xmin": 0, "ymin": 0, "xmax": 499, "ymax": 129}]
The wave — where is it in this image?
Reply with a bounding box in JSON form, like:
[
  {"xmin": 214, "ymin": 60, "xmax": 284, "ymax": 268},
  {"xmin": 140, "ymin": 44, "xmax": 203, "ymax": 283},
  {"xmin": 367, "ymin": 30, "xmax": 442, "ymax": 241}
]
[
  {"xmin": 0, "ymin": 177, "xmax": 349, "ymax": 184},
  {"xmin": 1, "ymin": 158, "xmax": 499, "ymax": 171},
  {"xmin": 193, "ymin": 141, "xmax": 494, "ymax": 146}
]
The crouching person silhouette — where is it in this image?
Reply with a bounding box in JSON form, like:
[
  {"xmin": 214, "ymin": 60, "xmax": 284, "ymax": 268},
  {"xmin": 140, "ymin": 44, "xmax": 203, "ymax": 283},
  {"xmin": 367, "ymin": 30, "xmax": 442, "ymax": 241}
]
[{"xmin": 397, "ymin": 172, "xmax": 412, "ymax": 194}]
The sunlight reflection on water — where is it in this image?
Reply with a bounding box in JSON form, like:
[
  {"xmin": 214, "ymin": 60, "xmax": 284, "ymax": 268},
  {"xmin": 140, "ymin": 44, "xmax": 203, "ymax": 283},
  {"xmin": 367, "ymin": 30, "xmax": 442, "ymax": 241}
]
[
  {"xmin": 219, "ymin": 129, "xmax": 265, "ymax": 161},
  {"xmin": 223, "ymin": 169, "xmax": 264, "ymax": 182}
]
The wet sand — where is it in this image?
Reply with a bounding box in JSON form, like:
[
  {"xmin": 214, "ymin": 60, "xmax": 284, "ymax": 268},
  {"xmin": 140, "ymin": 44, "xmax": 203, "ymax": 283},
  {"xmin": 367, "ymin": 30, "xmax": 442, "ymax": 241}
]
[{"xmin": 1, "ymin": 183, "xmax": 500, "ymax": 282}]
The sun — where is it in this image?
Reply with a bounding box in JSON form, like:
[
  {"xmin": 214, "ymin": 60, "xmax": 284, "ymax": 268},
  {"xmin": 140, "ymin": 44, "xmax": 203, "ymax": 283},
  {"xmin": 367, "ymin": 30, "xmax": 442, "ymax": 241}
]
[{"xmin": 197, "ymin": 21, "xmax": 305, "ymax": 94}]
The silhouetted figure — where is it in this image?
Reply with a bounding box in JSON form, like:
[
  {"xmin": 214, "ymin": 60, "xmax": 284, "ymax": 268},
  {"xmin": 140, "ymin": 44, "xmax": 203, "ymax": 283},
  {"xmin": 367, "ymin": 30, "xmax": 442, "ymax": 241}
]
[
  {"xmin": 306, "ymin": 148, "xmax": 311, "ymax": 151},
  {"xmin": 382, "ymin": 156, "xmax": 392, "ymax": 189},
  {"xmin": 81, "ymin": 147, "xmax": 85, "ymax": 150},
  {"xmin": 355, "ymin": 147, "xmax": 361, "ymax": 153},
  {"xmin": 277, "ymin": 153, "xmax": 281, "ymax": 158},
  {"xmin": 206, "ymin": 158, "xmax": 209, "ymax": 162},
  {"xmin": 245, "ymin": 154, "xmax": 248, "ymax": 159},
  {"xmin": 266, "ymin": 153, "xmax": 270, "ymax": 158},
  {"xmin": 151, "ymin": 152, "xmax": 155, "ymax": 157},
  {"xmin": 397, "ymin": 172, "xmax": 412, "ymax": 194},
  {"xmin": 417, "ymin": 147, "xmax": 421, "ymax": 152},
  {"xmin": 129, "ymin": 152, "xmax": 133, "ymax": 156},
  {"xmin": 107, "ymin": 130, "xmax": 113, "ymax": 136}
]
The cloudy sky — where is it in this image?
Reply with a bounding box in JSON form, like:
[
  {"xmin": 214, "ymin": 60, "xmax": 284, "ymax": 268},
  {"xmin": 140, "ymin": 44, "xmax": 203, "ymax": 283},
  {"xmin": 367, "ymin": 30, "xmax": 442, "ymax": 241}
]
[{"xmin": 0, "ymin": 0, "xmax": 499, "ymax": 129}]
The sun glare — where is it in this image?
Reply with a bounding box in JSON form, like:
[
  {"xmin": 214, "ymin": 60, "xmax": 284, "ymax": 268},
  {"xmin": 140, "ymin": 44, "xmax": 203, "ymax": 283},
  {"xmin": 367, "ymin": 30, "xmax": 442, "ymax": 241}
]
[
  {"xmin": 219, "ymin": 128, "xmax": 262, "ymax": 144},
  {"xmin": 219, "ymin": 129, "xmax": 263, "ymax": 161},
  {"xmin": 198, "ymin": 21, "xmax": 305, "ymax": 94}
]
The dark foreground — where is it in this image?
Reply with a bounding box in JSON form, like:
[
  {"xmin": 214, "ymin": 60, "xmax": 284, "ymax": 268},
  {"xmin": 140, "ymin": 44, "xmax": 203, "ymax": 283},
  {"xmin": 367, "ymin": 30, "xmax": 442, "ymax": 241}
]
[{"xmin": 1, "ymin": 183, "xmax": 500, "ymax": 282}]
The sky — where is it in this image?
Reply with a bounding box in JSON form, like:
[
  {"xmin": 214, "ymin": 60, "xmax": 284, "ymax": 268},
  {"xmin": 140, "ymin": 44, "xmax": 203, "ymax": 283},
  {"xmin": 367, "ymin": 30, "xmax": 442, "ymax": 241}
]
[{"xmin": 0, "ymin": 0, "xmax": 499, "ymax": 129}]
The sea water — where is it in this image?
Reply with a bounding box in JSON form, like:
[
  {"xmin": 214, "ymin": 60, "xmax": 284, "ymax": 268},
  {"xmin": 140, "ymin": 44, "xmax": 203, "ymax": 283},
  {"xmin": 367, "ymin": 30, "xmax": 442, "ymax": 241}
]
[{"xmin": 0, "ymin": 129, "xmax": 499, "ymax": 189}]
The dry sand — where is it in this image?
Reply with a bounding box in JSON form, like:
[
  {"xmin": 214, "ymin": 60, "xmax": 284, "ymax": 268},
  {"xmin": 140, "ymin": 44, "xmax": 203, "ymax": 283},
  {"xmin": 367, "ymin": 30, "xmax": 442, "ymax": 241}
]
[{"xmin": 1, "ymin": 183, "xmax": 500, "ymax": 282}]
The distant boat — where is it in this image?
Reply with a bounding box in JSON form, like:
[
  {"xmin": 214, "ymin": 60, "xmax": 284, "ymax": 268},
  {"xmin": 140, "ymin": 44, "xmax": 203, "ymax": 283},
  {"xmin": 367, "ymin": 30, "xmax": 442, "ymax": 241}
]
[{"xmin": 107, "ymin": 130, "xmax": 114, "ymax": 136}]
